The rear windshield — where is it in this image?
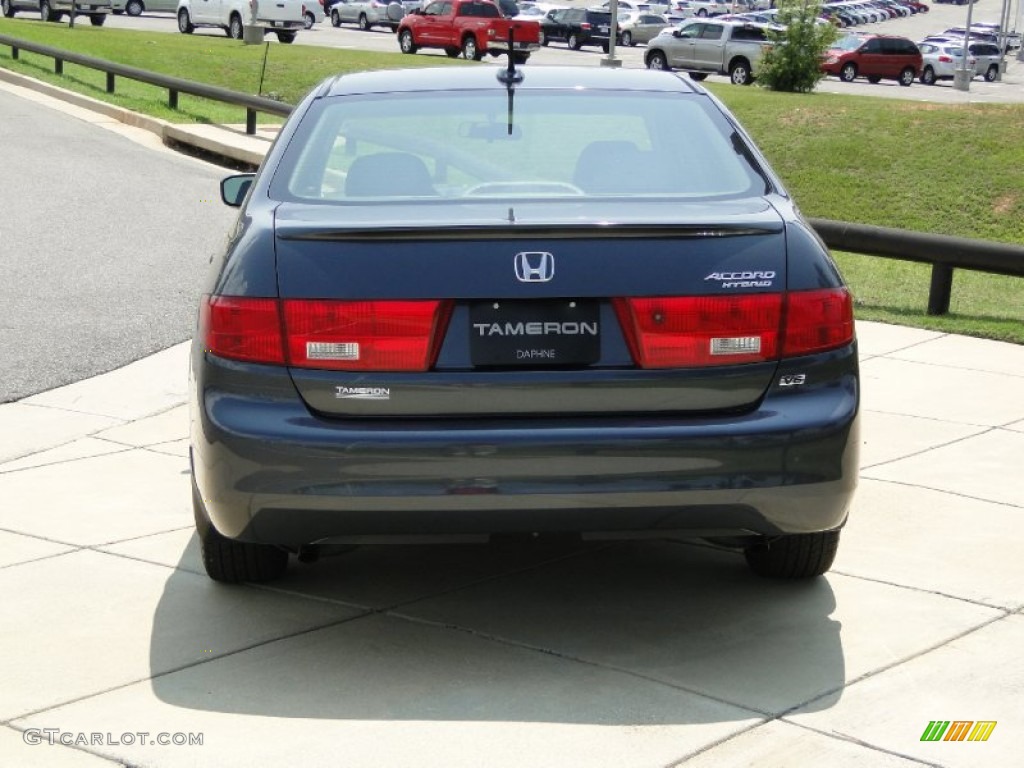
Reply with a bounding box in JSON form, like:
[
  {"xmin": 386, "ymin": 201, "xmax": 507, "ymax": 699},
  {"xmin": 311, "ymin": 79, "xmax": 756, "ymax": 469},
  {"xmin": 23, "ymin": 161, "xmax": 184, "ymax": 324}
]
[{"xmin": 270, "ymin": 89, "xmax": 767, "ymax": 203}]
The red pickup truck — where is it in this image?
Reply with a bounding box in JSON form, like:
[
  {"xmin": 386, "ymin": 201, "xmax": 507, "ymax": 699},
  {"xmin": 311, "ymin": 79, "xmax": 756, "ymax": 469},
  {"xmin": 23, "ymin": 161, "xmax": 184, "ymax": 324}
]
[{"xmin": 397, "ymin": 0, "xmax": 541, "ymax": 63}]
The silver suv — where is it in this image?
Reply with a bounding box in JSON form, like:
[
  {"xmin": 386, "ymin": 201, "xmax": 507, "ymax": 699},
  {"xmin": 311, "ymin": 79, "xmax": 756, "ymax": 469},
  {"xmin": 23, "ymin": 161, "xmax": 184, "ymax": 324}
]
[{"xmin": 2, "ymin": 0, "xmax": 112, "ymax": 24}]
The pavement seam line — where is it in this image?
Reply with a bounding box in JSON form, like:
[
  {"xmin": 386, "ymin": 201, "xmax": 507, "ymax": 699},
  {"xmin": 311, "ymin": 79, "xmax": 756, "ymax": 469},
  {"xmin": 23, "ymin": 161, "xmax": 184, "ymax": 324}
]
[
  {"xmin": 859, "ymin": 425, "xmax": 998, "ymax": 471},
  {"xmin": 0, "ymin": 445, "xmax": 137, "ymax": 476},
  {"xmin": 0, "ymin": 548, "xmax": 84, "ymax": 572},
  {"xmin": 385, "ymin": 610, "xmax": 772, "ymax": 719},
  {"xmin": 776, "ymin": 611, "xmax": 1012, "ymax": 718},
  {"xmin": 0, "ymin": 525, "xmax": 94, "ymax": 550},
  {"xmin": 859, "ymin": 407, "xmax": 995, "ymax": 428},
  {"xmin": 871, "ymin": 332, "xmax": 950, "ymax": 359},
  {"xmin": 5, "ymin": 610, "xmax": 377, "ymax": 727},
  {"xmin": 830, "ymin": 568, "xmax": 1014, "ymax": 612},
  {"xmin": 857, "ymin": 475, "xmax": 1024, "ymax": 510},
  {"xmin": 776, "ymin": 720, "xmax": 945, "ymax": 768},
  {"xmin": 662, "ymin": 720, "xmax": 771, "ymax": 767},
  {"xmin": 883, "ymin": 353, "xmax": 1024, "ymax": 380}
]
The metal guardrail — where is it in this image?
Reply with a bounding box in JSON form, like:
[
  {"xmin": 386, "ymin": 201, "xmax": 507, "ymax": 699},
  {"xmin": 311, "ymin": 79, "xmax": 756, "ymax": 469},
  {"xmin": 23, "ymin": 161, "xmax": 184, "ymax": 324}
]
[
  {"xmin": 809, "ymin": 218, "xmax": 1024, "ymax": 315},
  {"xmin": 1, "ymin": 33, "xmax": 1022, "ymax": 316},
  {"xmin": 0, "ymin": 32, "xmax": 291, "ymax": 134}
]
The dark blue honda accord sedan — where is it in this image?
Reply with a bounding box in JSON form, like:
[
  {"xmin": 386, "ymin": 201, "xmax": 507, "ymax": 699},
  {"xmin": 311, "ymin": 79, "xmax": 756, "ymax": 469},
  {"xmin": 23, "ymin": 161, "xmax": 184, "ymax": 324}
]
[{"xmin": 191, "ymin": 65, "xmax": 859, "ymax": 583}]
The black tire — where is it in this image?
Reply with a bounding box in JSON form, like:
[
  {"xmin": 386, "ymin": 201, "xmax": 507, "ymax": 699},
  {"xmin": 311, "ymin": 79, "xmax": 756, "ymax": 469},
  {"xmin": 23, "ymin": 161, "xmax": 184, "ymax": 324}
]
[
  {"xmin": 744, "ymin": 530, "xmax": 841, "ymax": 579},
  {"xmin": 177, "ymin": 7, "xmax": 194, "ymax": 33},
  {"xmin": 331, "ymin": 8, "xmax": 341, "ymax": 27},
  {"xmin": 697, "ymin": 8, "xmax": 707, "ymax": 16},
  {"xmin": 277, "ymin": 30, "xmax": 296, "ymax": 43},
  {"xmin": 1, "ymin": 0, "xmax": 15, "ymax": 18},
  {"xmin": 920, "ymin": 66, "xmax": 935, "ymax": 85},
  {"xmin": 539, "ymin": 28, "xmax": 547, "ymax": 46},
  {"xmin": 40, "ymin": 0, "xmax": 58, "ymax": 22},
  {"xmin": 228, "ymin": 13, "xmax": 243, "ymax": 39},
  {"xmin": 398, "ymin": 28, "xmax": 417, "ymax": 54},
  {"xmin": 568, "ymin": 32, "xmax": 581, "ymax": 50},
  {"xmin": 357, "ymin": 12, "xmax": 370, "ymax": 30},
  {"xmin": 867, "ymin": 74, "xmax": 881, "ymax": 83},
  {"xmin": 303, "ymin": 11, "xmax": 314, "ymax": 29},
  {"xmin": 462, "ymin": 34, "xmax": 482, "ymax": 60},
  {"xmin": 620, "ymin": 30, "xmax": 632, "ymax": 47},
  {"xmin": 89, "ymin": 13, "xmax": 105, "ymax": 25},
  {"xmin": 512, "ymin": 51, "xmax": 529, "ymax": 64},
  {"xmin": 125, "ymin": 0, "xmax": 143, "ymax": 16},
  {"xmin": 729, "ymin": 58, "xmax": 752, "ymax": 85},
  {"xmin": 646, "ymin": 50, "xmax": 669, "ymax": 71},
  {"xmin": 193, "ymin": 484, "xmax": 288, "ymax": 584},
  {"xmin": 445, "ymin": 46, "xmax": 460, "ymax": 58},
  {"xmin": 898, "ymin": 66, "xmax": 914, "ymax": 86},
  {"xmin": 688, "ymin": 72, "xmax": 708, "ymax": 81},
  {"xmin": 601, "ymin": 42, "xmax": 610, "ymax": 53},
  {"xmin": 839, "ymin": 62, "xmax": 857, "ymax": 82},
  {"xmin": 985, "ymin": 64, "xmax": 998, "ymax": 82}
]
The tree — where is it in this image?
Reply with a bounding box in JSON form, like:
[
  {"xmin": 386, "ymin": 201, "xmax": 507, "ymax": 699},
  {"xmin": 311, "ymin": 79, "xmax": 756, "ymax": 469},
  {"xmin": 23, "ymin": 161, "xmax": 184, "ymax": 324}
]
[{"xmin": 757, "ymin": 0, "xmax": 839, "ymax": 93}]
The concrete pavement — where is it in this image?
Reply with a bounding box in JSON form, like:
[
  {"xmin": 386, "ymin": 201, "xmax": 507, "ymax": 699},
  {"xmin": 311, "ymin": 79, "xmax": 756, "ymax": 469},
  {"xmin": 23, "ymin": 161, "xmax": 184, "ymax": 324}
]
[{"xmin": 1, "ymin": 72, "xmax": 1023, "ymax": 768}]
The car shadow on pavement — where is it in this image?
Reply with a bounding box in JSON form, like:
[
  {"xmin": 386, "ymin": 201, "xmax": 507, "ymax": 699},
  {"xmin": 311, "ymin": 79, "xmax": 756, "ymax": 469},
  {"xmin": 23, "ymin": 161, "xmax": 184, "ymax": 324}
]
[{"xmin": 149, "ymin": 536, "xmax": 844, "ymax": 724}]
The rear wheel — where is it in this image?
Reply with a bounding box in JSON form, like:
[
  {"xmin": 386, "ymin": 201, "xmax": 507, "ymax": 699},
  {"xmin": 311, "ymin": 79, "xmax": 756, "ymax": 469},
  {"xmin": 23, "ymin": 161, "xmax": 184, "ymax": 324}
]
[
  {"xmin": 744, "ymin": 530, "xmax": 841, "ymax": 579},
  {"xmin": 688, "ymin": 72, "xmax": 708, "ymax": 81},
  {"xmin": 1, "ymin": 0, "xmax": 14, "ymax": 19},
  {"xmin": 512, "ymin": 51, "xmax": 530, "ymax": 64},
  {"xmin": 620, "ymin": 30, "xmax": 632, "ymax": 46},
  {"xmin": 985, "ymin": 64, "xmax": 998, "ymax": 82},
  {"xmin": 697, "ymin": 7, "xmax": 707, "ymax": 16},
  {"xmin": 444, "ymin": 46, "xmax": 460, "ymax": 58},
  {"xmin": 193, "ymin": 484, "xmax": 288, "ymax": 584},
  {"xmin": 898, "ymin": 66, "xmax": 915, "ymax": 86},
  {"xmin": 357, "ymin": 12, "xmax": 370, "ymax": 30},
  {"xmin": 646, "ymin": 50, "xmax": 669, "ymax": 70},
  {"xmin": 539, "ymin": 28, "xmax": 547, "ymax": 46},
  {"xmin": 89, "ymin": 13, "xmax": 105, "ymax": 25},
  {"xmin": 398, "ymin": 28, "xmax": 417, "ymax": 53},
  {"xmin": 729, "ymin": 58, "xmax": 752, "ymax": 85},
  {"xmin": 228, "ymin": 13, "xmax": 243, "ymax": 40},
  {"xmin": 568, "ymin": 32, "xmax": 581, "ymax": 50},
  {"xmin": 462, "ymin": 34, "xmax": 482, "ymax": 61},
  {"xmin": 303, "ymin": 11, "xmax": 314, "ymax": 29},
  {"xmin": 331, "ymin": 8, "xmax": 341, "ymax": 27},
  {"xmin": 125, "ymin": 0, "xmax": 143, "ymax": 16},
  {"xmin": 839, "ymin": 62, "xmax": 857, "ymax": 82},
  {"xmin": 277, "ymin": 30, "xmax": 296, "ymax": 43},
  {"xmin": 920, "ymin": 66, "xmax": 935, "ymax": 85},
  {"xmin": 177, "ymin": 7, "xmax": 193, "ymax": 33},
  {"xmin": 867, "ymin": 74, "xmax": 881, "ymax": 83}
]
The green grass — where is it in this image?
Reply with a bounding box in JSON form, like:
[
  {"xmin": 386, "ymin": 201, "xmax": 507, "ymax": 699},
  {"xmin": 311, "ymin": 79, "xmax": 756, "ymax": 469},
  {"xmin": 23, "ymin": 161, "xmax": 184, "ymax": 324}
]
[{"xmin": 1, "ymin": 18, "xmax": 1022, "ymax": 343}]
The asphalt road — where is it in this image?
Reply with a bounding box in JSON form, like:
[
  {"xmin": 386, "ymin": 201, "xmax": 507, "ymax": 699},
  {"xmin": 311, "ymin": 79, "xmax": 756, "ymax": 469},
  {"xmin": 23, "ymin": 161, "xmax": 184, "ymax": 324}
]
[{"xmin": 0, "ymin": 88, "xmax": 236, "ymax": 402}]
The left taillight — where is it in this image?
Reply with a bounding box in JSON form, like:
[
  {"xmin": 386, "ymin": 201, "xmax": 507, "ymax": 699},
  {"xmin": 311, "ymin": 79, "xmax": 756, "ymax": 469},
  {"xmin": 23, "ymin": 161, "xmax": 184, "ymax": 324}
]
[
  {"xmin": 201, "ymin": 296, "xmax": 286, "ymax": 365},
  {"xmin": 202, "ymin": 297, "xmax": 452, "ymax": 372}
]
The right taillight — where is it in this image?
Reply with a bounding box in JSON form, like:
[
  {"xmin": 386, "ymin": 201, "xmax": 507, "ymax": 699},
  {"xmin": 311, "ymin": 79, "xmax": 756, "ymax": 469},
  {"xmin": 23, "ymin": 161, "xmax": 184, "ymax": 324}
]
[
  {"xmin": 614, "ymin": 288, "xmax": 854, "ymax": 369},
  {"xmin": 780, "ymin": 287, "xmax": 854, "ymax": 358}
]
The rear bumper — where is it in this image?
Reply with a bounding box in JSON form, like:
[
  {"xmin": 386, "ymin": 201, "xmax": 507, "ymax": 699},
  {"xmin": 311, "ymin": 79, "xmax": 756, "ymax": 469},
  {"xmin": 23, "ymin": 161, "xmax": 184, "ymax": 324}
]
[{"xmin": 191, "ymin": 345, "xmax": 860, "ymax": 547}]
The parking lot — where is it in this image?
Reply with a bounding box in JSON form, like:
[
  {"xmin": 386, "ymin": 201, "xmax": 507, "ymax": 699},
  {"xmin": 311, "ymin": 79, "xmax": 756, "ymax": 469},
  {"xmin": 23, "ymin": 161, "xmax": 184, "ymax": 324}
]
[{"xmin": 90, "ymin": 0, "xmax": 1024, "ymax": 102}]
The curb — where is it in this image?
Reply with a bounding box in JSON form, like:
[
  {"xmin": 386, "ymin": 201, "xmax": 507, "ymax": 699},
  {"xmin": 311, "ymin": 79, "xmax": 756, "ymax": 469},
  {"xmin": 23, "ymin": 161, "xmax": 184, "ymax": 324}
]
[{"xmin": 0, "ymin": 66, "xmax": 271, "ymax": 167}]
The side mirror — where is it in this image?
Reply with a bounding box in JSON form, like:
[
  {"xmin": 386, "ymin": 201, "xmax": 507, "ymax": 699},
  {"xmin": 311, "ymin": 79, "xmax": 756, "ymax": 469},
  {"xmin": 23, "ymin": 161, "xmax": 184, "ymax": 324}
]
[
  {"xmin": 672, "ymin": 28, "xmax": 681, "ymax": 37},
  {"xmin": 220, "ymin": 174, "xmax": 254, "ymax": 207}
]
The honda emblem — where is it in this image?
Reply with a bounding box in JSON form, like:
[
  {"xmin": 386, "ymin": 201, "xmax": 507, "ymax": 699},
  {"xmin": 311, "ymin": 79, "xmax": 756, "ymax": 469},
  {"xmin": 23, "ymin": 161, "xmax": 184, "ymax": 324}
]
[{"xmin": 514, "ymin": 252, "xmax": 555, "ymax": 283}]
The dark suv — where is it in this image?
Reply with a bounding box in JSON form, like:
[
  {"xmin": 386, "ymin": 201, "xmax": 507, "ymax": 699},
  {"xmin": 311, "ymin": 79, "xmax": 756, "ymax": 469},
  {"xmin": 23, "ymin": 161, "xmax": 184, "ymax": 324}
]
[
  {"xmin": 543, "ymin": 7, "xmax": 613, "ymax": 50},
  {"xmin": 822, "ymin": 34, "xmax": 922, "ymax": 86}
]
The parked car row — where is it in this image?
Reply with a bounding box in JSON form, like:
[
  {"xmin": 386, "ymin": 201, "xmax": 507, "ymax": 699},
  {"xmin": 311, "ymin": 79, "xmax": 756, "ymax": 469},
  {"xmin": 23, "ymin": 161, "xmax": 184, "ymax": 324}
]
[{"xmin": 820, "ymin": 0, "xmax": 929, "ymax": 28}]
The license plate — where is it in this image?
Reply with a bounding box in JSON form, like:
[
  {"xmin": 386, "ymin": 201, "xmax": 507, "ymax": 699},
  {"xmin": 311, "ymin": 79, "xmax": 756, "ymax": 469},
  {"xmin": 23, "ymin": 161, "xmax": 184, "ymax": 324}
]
[
  {"xmin": 599, "ymin": 25, "xmax": 610, "ymax": 33},
  {"xmin": 469, "ymin": 300, "xmax": 600, "ymax": 367}
]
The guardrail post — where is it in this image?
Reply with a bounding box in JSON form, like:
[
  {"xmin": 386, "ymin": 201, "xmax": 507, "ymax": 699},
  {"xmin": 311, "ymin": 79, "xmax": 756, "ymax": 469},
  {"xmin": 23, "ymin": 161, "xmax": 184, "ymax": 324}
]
[
  {"xmin": 169, "ymin": 89, "xmax": 178, "ymax": 110},
  {"xmin": 106, "ymin": 72, "xmax": 115, "ymax": 94},
  {"xmin": 246, "ymin": 109, "xmax": 256, "ymax": 135},
  {"xmin": 928, "ymin": 264, "xmax": 954, "ymax": 316},
  {"xmin": 55, "ymin": 58, "xmax": 63, "ymax": 75},
  {"xmin": 11, "ymin": 47, "xmax": 17, "ymax": 61}
]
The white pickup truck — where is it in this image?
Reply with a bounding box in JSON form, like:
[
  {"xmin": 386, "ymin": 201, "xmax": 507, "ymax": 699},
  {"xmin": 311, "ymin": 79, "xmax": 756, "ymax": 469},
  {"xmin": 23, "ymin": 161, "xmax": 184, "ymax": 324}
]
[{"xmin": 176, "ymin": 0, "xmax": 306, "ymax": 42}]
